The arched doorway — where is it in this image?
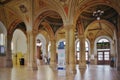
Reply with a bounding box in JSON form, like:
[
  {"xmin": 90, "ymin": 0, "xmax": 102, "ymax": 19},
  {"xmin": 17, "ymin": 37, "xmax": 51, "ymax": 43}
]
[
  {"xmin": 97, "ymin": 38, "xmax": 110, "ymax": 65},
  {"xmin": 36, "ymin": 34, "xmax": 47, "ymax": 65},
  {"xmin": 0, "ymin": 21, "xmax": 7, "ymax": 67},
  {"xmin": 11, "ymin": 29, "xmax": 27, "ymax": 66}
]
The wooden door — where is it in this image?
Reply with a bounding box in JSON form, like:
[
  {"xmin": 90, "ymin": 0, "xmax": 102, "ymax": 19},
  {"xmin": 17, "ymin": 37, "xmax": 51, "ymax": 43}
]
[{"xmin": 97, "ymin": 51, "xmax": 110, "ymax": 65}]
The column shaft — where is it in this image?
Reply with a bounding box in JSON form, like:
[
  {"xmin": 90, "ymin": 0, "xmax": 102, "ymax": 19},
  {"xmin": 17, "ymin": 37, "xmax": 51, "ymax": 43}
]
[
  {"xmin": 79, "ymin": 36, "xmax": 86, "ymax": 68},
  {"xmin": 65, "ymin": 27, "xmax": 69, "ymax": 65},
  {"xmin": 6, "ymin": 34, "xmax": 13, "ymax": 67},
  {"xmin": 68, "ymin": 26, "xmax": 76, "ymax": 73},
  {"xmin": 50, "ymin": 39, "xmax": 56, "ymax": 66}
]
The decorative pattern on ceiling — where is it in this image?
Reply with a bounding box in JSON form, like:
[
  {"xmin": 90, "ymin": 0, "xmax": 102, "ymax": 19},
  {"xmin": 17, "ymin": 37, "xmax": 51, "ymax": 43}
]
[
  {"xmin": 38, "ymin": 11, "xmax": 63, "ymax": 34},
  {"xmin": 79, "ymin": 5, "xmax": 118, "ymax": 30},
  {"xmin": 0, "ymin": 0, "xmax": 10, "ymax": 4}
]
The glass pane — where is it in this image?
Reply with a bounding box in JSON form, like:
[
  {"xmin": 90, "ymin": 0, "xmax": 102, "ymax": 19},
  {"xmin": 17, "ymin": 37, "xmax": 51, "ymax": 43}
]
[
  {"xmin": 104, "ymin": 57, "xmax": 109, "ymax": 60},
  {"xmin": 98, "ymin": 39, "xmax": 109, "ymax": 43},
  {"xmin": 105, "ymin": 55, "xmax": 109, "ymax": 58},
  {"xmin": 98, "ymin": 55, "xmax": 103, "ymax": 57},
  {"xmin": 104, "ymin": 52, "xmax": 109, "ymax": 55},
  {"xmin": 86, "ymin": 52, "xmax": 88, "ymax": 60},
  {"xmin": 98, "ymin": 57, "xmax": 103, "ymax": 60},
  {"xmin": 98, "ymin": 52, "xmax": 103, "ymax": 55},
  {"xmin": 86, "ymin": 47, "xmax": 88, "ymax": 51},
  {"xmin": 77, "ymin": 52, "xmax": 80, "ymax": 60}
]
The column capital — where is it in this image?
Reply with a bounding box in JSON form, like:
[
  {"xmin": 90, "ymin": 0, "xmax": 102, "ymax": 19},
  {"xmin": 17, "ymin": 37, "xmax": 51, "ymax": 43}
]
[{"xmin": 64, "ymin": 24, "xmax": 76, "ymax": 30}]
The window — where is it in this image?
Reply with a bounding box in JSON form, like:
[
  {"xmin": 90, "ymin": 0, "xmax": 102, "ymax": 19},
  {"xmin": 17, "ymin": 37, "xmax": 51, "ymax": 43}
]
[
  {"xmin": 77, "ymin": 42, "xmax": 80, "ymax": 51},
  {"xmin": 97, "ymin": 38, "xmax": 110, "ymax": 49},
  {"xmin": 0, "ymin": 33, "xmax": 5, "ymax": 55},
  {"xmin": 85, "ymin": 41, "xmax": 89, "ymax": 61}
]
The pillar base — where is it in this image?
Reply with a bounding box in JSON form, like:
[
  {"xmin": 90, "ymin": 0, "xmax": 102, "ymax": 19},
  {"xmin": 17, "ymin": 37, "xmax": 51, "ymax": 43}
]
[
  {"xmin": 66, "ymin": 64, "xmax": 76, "ymax": 75},
  {"xmin": 6, "ymin": 58, "xmax": 13, "ymax": 68},
  {"xmin": 79, "ymin": 62, "xmax": 86, "ymax": 69},
  {"xmin": 32, "ymin": 61, "xmax": 38, "ymax": 71},
  {"xmin": 117, "ymin": 66, "xmax": 120, "ymax": 71},
  {"xmin": 50, "ymin": 62, "xmax": 57, "ymax": 70}
]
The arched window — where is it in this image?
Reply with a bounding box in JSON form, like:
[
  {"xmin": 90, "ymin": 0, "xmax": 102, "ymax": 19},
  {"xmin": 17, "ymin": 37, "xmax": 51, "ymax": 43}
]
[
  {"xmin": 97, "ymin": 38, "xmax": 110, "ymax": 50},
  {"xmin": 85, "ymin": 41, "xmax": 89, "ymax": 61},
  {"xmin": 0, "ymin": 33, "xmax": 5, "ymax": 55},
  {"xmin": 97, "ymin": 38, "xmax": 110, "ymax": 65},
  {"xmin": 76, "ymin": 41, "xmax": 80, "ymax": 60}
]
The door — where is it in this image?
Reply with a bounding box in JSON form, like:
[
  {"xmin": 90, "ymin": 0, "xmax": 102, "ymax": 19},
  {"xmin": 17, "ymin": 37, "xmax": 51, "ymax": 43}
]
[{"xmin": 97, "ymin": 51, "xmax": 110, "ymax": 65}]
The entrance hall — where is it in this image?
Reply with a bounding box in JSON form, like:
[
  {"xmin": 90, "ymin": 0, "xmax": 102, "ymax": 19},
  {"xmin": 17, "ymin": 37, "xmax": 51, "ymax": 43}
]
[{"xmin": 0, "ymin": 0, "xmax": 120, "ymax": 80}]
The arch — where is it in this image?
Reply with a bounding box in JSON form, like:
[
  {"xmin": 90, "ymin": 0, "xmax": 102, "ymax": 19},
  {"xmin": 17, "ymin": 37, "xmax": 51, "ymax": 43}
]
[
  {"xmin": 40, "ymin": 22, "xmax": 54, "ymax": 39},
  {"xmin": 85, "ymin": 20, "xmax": 116, "ymax": 32},
  {"xmin": 57, "ymin": 38, "xmax": 66, "ymax": 47},
  {"xmin": 34, "ymin": 10, "xmax": 64, "ymax": 31},
  {"xmin": 0, "ymin": 21, "xmax": 7, "ymax": 35},
  {"xmin": 74, "ymin": 0, "xmax": 120, "ymax": 25},
  {"xmin": 55, "ymin": 26, "xmax": 64, "ymax": 37},
  {"xmin": 0, "ymin": 21, "xmax": 7, "ymax": 55},
  {"xmin": 12, "ymin": 29, "xmax": 27, "ymax": 54},
  {"xmin": 34, "ymin": 10, "xmax": 64, "ymax": 40},
  {"xmin": 8, "ymin": 19, "xmax": 22, "ymax": 35},
  {"xmin": 94, "ymin": 36, "xmax": 113, "ymax": 55},
  {"xmin": 36, "ymin": 34, "xmax": 47, "ymax": 56}
]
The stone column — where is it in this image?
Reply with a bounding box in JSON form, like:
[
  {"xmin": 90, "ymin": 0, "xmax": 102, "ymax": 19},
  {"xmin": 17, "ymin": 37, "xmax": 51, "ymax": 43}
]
[
  {"xmin": 90, "ymin": 41, "xmax": 95, "ymax": 64},
  {"xmin": 26, "ymin": 31, "xmax": 31, "ymax": 67},
  {"xmin": 65, "ymin": 26, "xmax": 69, "ymax": 65},
  {"xmin": 50, "ymin": 39, "xmax": 56, "ymax": 67},
  {"xmin": 117, "ymin": 15, "xmax": 120, "ymax": 71},
  {"xmin": 68, "ymin": 25, "xmax": 76, "ymax": 73},
  {"xmin": 79, "ymin": 35, "xmax": 86, "ymax": 68},
  {"xmin": 6, "ymin": 34, "xmax": 13, "ymax": 67},
  {"xmin": 27, "ymin": 31, "xmax": 38, "ymax": 70}
]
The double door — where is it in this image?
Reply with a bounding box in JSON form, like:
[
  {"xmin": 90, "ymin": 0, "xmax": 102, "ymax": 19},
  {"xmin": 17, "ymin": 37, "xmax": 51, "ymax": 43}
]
[{"xmin": 97, "ymin": 51, "xmax": 110, "ymax": 65}]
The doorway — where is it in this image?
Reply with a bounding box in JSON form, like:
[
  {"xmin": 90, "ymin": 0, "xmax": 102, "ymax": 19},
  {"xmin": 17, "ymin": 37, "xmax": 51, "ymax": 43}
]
[{"xmin": 97, "ymin": 50, "xmax": 110, "ymax": 65}]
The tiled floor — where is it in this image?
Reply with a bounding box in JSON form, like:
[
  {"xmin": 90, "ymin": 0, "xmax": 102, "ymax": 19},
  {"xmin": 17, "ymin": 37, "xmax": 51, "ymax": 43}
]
[{"xmin": 0, "ymin": 65, "xmax": 120, "ymax": 80}]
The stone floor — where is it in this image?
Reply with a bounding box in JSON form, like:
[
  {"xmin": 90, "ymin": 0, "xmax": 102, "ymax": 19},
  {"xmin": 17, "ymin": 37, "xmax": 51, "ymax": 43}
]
[{"xmin": 0, "ymin": 65, "xmax": 120, "ymax": 80}]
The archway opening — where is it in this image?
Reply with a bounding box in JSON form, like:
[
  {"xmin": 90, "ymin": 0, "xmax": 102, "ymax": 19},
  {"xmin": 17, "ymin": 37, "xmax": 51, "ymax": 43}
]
[
  {"xmin": 36, "ymin": 34, "xmax": 47, "ymax": 65},
  {"xmin": 11, "ymin": 22, "xmax": 27, "ymax": 67},
  {"xmin": 97, "ymin": 38, "xmax": 110, "ymax": 65},
  {"xmin": 11, "ymin": 29, "xmax": 27, "ymax": 66},
  {"xmin": 0, "ymin": 21, "xmax": 7, "ymax": 67}
]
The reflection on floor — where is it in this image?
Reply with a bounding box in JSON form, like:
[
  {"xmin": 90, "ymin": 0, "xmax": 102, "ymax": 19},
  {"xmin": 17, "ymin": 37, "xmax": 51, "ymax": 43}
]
[{"xmin": 0, "ymin": 65, "xmax": 120, "ymax": 80}]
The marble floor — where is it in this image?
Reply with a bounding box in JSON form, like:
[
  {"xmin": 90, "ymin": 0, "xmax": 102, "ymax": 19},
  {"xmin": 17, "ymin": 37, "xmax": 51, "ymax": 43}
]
[{"xmin": 0, "ymin": 65, "xmax": 120, "ymax": 80}]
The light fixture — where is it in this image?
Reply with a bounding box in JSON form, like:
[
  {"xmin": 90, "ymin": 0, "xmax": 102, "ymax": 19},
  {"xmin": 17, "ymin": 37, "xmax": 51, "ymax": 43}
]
[{"xmin": 93, "ymin": 9, "xmax": 104, "ymax": 20}]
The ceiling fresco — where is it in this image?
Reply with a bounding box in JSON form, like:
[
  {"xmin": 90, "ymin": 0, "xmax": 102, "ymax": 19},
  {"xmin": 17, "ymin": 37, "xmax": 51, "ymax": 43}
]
[{"xmin": 80, "ymin": 5, "xmax": 118, "ymax": 30}]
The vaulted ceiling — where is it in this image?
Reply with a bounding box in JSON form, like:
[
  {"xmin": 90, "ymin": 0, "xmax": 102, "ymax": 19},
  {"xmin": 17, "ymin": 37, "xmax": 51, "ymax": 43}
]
[
  {"xmin": 81, "ymin": 5, "xmax": 118, "ymax": 41},
  {"xmin": 0, "ymin": 0, "xmax": 11, "ymax": 5}
]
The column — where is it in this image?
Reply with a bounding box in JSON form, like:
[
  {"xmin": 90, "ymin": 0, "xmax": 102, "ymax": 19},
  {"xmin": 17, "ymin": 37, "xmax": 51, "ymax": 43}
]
[
  {"xmin": 6, "ymin": 34, "xmax": 13, "ymax": 67},
  {"xmin": 50, "ymin": 39, "xmax": 56, "ymax": 67},
  {"xmin": 68, "ymin": 25, "xmax": 76, "ymax": 73},
  {"xmin": 117, "ymin": 15, "xmax": 120, "ymax": 71},
  {"xmin": 26, "ymin": 31, "xmax": 32, "ymax": 67},
  {"xmin": 79, "ymin": 35, "xmax": 86, "ymax": 68},
  {"xmin": 65, "ymin": 26, "xmax": 69, "ymax": 65},
  {"xmin": 27, "ymin": 31, "xmax": 38, "ymax": 70},
  {"xmin": 90, "ymin": 41, "xmax": 95, "ymax": 64}
]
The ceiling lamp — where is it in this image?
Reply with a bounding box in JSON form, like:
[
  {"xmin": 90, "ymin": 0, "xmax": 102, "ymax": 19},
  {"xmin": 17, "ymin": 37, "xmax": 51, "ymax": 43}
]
[{"xmin": 93, "ymin": 9, "xmax": 104, "ymax": 20}]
